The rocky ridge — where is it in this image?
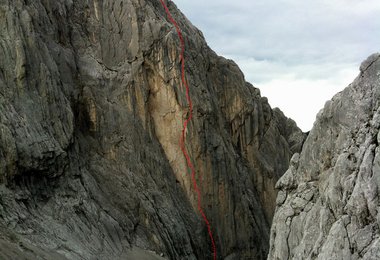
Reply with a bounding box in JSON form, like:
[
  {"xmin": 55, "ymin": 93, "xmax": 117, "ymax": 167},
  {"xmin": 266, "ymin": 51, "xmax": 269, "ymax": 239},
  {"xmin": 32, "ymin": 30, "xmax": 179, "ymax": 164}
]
[
  {"xmin": 269, "ymin": 53, "xmax": 380, "ymax": 260},
  {"xmin": 0, "ymin": 0, "xmax": 304, "ymax": 259}
]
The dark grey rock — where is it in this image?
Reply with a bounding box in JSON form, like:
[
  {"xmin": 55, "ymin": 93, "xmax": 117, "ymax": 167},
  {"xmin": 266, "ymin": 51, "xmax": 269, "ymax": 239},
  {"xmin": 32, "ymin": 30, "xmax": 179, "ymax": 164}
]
[{"xmin": 0, "ymin": 0, "xmax": 304, "ymax": 259}]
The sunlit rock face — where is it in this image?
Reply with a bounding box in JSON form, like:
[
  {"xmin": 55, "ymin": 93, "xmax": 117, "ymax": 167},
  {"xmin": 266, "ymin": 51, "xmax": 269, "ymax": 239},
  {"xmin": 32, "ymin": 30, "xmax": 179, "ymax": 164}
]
[
  {"xmin": 269, "ymin": 53, "xmax": 380, "ymax": 260},
  {"xmin": 0, "ymin": 0, "xmax": 304, "ymax": 259}
]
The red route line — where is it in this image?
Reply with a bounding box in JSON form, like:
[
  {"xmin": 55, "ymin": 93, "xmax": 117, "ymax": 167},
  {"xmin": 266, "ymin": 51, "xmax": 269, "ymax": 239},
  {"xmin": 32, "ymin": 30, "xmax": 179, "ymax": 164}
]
[{"xmin": 158, "ymin": 1, "xmax": 217, "ymax": 259}]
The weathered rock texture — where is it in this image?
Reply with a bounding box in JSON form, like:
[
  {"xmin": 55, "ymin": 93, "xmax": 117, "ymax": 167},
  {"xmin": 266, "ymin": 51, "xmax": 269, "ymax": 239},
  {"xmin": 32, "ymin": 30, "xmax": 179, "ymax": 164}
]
[
  {"xmin": 269, "ymin": 53, "xmax": 380, "ymax": 260},
  {"xmin": 0, "ymin": 0, "xmax": 304, "ymax": 259}
]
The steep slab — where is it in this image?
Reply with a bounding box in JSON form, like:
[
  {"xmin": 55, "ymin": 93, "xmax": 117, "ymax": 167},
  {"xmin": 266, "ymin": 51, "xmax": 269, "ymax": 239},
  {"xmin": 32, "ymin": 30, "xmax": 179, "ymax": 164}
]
[{"xmin": 0, "ymin": 0, "xmax": 304, "ymax": 259}]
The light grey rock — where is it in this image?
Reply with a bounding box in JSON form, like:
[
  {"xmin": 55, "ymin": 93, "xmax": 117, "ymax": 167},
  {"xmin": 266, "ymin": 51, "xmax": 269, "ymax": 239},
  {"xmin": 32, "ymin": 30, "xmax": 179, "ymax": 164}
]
[{"xmin": 269, "ymin": 53, "xmax": 380, "ymax": 260}]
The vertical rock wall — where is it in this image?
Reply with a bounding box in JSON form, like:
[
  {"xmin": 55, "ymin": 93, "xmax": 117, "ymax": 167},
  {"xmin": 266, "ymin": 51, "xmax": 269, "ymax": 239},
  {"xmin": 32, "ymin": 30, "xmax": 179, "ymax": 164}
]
[{"xmin": 0, "ymin": 0, "xmax": 304, "ymax": 259}]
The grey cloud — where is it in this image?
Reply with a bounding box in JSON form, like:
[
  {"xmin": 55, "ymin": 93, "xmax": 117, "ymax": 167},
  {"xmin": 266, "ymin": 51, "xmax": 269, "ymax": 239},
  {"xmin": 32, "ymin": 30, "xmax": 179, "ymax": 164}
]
[
  {"xmin": 176, "ymin": 0, "xmax": 380, "ymax": 65},
  {"xmin": 174, "ymin": 0, "xmax": 380, "ymax": 130}
]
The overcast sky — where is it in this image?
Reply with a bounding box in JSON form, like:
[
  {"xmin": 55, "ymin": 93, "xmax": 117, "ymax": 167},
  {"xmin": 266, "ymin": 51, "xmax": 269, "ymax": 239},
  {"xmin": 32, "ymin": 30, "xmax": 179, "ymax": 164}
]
[{"xmin": 175, "ymin": 0, "xmax": 380, "ymax": 131}]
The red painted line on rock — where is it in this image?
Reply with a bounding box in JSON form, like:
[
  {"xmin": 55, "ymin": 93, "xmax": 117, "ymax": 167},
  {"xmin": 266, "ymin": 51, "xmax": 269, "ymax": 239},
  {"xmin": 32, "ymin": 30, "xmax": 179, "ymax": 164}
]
[{"xmin": 158, "ymin": 1, "xmax": 217, "ymax": 259}]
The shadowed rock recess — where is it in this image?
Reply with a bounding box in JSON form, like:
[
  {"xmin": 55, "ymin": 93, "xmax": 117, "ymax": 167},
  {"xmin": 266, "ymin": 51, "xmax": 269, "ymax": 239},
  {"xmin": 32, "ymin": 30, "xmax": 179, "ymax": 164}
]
[
  {"xmin": 269, "ymin": 53, "xmax": 380, "ymax": 260},
  {"xmin": 0, "ymin": 0, "xmax": 306, "ymax": 259}
]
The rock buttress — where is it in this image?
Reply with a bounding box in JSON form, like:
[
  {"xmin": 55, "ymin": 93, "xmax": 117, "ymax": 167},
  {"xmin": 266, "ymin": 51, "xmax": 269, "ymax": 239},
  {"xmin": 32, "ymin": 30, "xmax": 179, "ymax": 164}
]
[
  {"xmin": 269, "ymin": 53, "xmax": 380, "ymax": 260},
  {"xmin": 0, "ymin": 0, "xmax": 304, "ymax": 259}
]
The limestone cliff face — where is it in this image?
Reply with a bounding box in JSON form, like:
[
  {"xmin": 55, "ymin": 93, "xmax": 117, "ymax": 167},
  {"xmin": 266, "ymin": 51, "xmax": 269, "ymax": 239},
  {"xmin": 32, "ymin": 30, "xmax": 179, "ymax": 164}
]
[
  {"xmin": 269, "ymin": 53, "xmax": 380, "ymax": 260},
  {"xmin": 0, "ymin": 0, "xmax": 304, "ymax": 259}
]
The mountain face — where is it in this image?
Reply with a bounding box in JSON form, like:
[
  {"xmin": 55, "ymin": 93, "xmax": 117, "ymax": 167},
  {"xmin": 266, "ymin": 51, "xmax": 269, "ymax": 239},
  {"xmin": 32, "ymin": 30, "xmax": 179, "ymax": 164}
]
[
  {"xmin": 269, "ymin": 53, "xmax": 380, "ymax": 260},
  {"xmin": 0, "ymin": 0, "xmax": 305, "ymax": 259}
]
